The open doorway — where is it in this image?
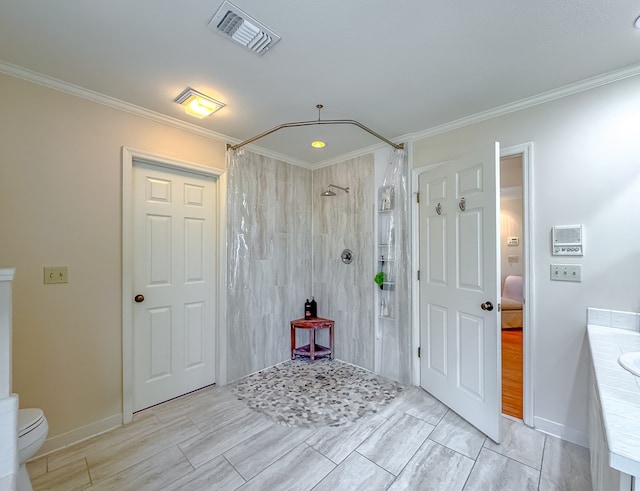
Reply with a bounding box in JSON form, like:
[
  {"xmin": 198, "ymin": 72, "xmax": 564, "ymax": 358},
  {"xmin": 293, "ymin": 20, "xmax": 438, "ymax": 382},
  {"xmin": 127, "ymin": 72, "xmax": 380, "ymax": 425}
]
[{"xmin": 500, "ymin": 154, "xmax": 524, "ymax": 419}]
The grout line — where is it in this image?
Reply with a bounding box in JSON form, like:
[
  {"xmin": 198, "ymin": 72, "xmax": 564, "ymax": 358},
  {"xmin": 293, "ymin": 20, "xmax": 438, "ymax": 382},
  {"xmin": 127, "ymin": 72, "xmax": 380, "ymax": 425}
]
[
  {"xmin": 222, "ymin": 454, "xmax": 247, "ymax": 485},
  {"xmin": 537, "ymin": 434, "xmax": 547, "ymax": 490},
  {"xmin": 482, "ymin": 445, "xmax": 543, "ymax": 473}
]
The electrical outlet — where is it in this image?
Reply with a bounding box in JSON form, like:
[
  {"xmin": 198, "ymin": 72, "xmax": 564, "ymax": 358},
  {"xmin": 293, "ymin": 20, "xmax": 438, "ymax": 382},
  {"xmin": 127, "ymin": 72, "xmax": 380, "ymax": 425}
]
[
  {"xmin": 44, "ymin": 266, "xmax": 68, "ymax": 284},
  {"xmin": 550, "ymin": 264, "xmax": 581, "ymax": 282}
]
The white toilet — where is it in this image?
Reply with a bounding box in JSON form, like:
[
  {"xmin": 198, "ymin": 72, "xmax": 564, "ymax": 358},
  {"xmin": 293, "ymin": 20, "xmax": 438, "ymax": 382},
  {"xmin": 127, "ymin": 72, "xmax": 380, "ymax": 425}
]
[{"xmin": 17, "ymin": 408, "xmax": 48, "ymax": 491}]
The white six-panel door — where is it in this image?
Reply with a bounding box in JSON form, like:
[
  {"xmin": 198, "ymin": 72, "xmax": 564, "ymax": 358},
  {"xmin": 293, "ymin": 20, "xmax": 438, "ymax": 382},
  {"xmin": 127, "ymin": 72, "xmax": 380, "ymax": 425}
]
[
  {"xmin": 419, "ymin": 143, "xmax": 501, "ymax": 442},
  {"xmin": 132, "ymin": 162, "xmax": 217, "ymax": 411}
]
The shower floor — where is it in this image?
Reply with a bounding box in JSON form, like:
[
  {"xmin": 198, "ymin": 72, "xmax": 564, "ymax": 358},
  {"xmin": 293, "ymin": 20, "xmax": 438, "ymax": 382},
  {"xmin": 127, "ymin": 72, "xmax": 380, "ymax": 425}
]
[{"xmin": 232, "ymin": 358, "xmax": 404, "ymax": 427}]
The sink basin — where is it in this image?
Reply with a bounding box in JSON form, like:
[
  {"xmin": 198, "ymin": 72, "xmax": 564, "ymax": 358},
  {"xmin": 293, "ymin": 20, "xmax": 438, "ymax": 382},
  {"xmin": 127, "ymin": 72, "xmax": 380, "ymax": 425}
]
[{"xmin": 618, "ymin": 352, "xmax": 640, "ymax": 377}]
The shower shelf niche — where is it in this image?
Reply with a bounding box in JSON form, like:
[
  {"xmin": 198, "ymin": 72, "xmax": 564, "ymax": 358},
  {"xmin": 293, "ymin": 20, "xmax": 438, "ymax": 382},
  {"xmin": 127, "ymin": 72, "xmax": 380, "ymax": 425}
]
[{"xmin": 376, "ymin": 185, "xmax": 398, "ymax": 321}]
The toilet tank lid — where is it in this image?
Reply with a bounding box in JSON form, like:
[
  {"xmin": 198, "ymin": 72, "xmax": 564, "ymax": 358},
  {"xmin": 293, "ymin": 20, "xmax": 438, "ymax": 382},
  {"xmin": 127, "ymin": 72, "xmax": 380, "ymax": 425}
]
[{"xmin": 18, "ymin": 408, "xmax": 44, "ymax": 436}]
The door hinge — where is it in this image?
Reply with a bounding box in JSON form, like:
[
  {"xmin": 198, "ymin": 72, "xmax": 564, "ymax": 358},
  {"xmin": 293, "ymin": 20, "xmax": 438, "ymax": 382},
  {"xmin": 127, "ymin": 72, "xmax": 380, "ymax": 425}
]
[
  {"xmin": 416, "ymin": 192, "xmax": 420, "ymax": 203},
  {"xmin": 417, "ymin": 270, "xmax": 420, "ymax": 281},
  {"xmin": 418, "ymin": 347, "xmax": 421, "ymax": 358}
]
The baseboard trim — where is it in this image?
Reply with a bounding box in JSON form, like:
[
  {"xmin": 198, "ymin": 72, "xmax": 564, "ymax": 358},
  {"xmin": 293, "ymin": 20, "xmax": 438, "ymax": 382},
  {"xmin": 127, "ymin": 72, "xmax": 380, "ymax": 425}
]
[
  {"xmin": 533, "ymin": 416, "xmax": 588, "ymax": 448},
  {"xmin": 35, "ymin": 413, "xmax": 122, "ymax": 458}
]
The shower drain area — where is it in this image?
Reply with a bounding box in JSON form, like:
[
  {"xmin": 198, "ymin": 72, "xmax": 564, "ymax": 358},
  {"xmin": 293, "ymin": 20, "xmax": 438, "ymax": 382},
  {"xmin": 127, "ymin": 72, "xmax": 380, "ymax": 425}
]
[{"xmin": 232, "ymin": 359, "xmax": 404, "ymax": 427}]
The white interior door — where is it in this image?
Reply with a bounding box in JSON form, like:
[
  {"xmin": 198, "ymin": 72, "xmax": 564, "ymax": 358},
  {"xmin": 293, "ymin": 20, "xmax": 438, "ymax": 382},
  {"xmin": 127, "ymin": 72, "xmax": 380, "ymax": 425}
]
[
  {"xmin": 132, "ymin": 161, "xmax": 217, "ymax": 411},
  {"xmin": 418, "ymin": 143, "xmax": 501, "ymax": 442}
]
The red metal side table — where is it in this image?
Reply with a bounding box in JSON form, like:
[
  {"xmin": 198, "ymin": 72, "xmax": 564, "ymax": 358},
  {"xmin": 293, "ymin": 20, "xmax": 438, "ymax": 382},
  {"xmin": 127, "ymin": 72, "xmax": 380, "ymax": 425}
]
[{"xmin": 290, "ymin": 317, "xmax": 334, "ymax": 361}]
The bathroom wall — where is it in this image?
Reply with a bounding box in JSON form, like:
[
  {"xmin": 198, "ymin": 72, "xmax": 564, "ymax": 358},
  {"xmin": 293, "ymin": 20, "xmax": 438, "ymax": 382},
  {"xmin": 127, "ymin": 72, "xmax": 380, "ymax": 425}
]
[
  {"xmin": 226, "ymin": 151, "xmax": 312, "ymax": 382},
  {"xmin": 412, "ymin": 73, "xmax": 640, "ymax": 445},
  {"xmin": 311, "ymin": 155, "xmax": 375, "ymax": 371},
  {"xmin": 0, "ymin": 73, "xmax": 226, "ymax": 446}
]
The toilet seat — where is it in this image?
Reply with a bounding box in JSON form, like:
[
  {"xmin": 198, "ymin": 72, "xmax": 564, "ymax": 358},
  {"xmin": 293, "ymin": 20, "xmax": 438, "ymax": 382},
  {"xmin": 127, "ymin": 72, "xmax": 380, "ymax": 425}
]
[
  {"xmin": 18, "ymin": 408, "xmax": 45, "ymax": 443},
  {"xmin": 17, "ymin": 408, "xmax": 48, "ymax": 491}
]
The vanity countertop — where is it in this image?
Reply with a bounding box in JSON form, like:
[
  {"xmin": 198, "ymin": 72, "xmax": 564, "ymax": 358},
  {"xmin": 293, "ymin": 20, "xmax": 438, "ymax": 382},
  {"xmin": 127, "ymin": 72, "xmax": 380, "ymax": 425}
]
[{"xmin": 587, "ymin": 321, "xmax": 640, "ymax": 477}]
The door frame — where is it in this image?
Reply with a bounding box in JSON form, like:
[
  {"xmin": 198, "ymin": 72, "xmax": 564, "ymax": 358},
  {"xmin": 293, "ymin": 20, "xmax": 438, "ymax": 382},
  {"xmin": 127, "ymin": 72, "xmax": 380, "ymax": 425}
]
[
  {"xmin": 121, "ymin": 147, "xmax": 226, "ymax": 424},
  {"xmin": 411, "ymin": 141, "xmax": 534, "ymax": 428},
  {"xmin": 499, "ymin": 142, "xmax": 534, "ymax": 426}
]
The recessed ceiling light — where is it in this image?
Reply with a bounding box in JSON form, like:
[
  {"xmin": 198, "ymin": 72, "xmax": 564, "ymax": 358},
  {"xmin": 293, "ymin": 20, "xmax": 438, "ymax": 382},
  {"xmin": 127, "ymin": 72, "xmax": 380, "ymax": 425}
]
[
  {"xmin": 174, "ymin": 87, "xmax": 225, "ymax": 119},
  {"xmin": 311, "ymin": 141, "xmax": 326, "ymax": 148},
  {"xmin": 635, "ymin": 15, "xmax": 640, "ymax": 29}
]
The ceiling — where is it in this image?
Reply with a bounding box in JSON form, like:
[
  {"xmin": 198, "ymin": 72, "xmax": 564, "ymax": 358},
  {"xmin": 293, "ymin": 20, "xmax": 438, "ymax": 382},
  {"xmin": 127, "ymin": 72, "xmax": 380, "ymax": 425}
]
[{"xmin": 1, "ymin": 1, "xmax": 639, "ymax": 166}]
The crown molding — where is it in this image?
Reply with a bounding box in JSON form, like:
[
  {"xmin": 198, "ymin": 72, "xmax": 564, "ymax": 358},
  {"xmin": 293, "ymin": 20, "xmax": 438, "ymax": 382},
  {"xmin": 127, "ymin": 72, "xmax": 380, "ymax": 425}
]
[
  {"xmin": 234, "ymin": 143, "xmax": 311, "ymax": 169},
  {"xmin": 0, "ymin": 60, "xmax": 238, "ymax": 145},
  {"xmin": 409, "ymin": 62, "xmax": 640, "ymax": 142},
  {"xmin": 3, "ymin": 59, "xmax": 640, "ymax": 168}
]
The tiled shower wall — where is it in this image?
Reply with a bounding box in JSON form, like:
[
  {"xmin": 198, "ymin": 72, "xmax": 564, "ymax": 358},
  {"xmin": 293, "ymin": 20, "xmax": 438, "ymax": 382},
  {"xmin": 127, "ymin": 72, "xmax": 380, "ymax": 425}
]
[
  {"xmin": 226, "ymin": 151, "xmax": 377, "ymax": 380},
  {"xmin": 312, "ymin": 155, "xmax": 375, "ymax": 372},
  {"xmin": 226, "ymin": 152, "xmax": 312, "ymax": 382}
]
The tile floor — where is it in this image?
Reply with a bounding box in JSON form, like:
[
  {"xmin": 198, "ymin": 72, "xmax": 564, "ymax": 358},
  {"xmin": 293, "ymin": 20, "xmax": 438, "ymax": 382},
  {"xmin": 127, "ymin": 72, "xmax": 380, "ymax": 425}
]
[{"xmin": 27, "ymin": 383, "xmax": 592, "ymax": 490}]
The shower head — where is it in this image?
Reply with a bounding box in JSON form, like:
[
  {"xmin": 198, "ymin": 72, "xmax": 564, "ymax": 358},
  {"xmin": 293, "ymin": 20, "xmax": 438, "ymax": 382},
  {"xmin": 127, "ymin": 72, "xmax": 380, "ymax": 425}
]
[
  {"xmin": 321, "ymin": 184, "xmax": 350, "ymax": 197},
  {"xmin": 321, "ymin": 187, "xmax": 336, "ymax": 196}
]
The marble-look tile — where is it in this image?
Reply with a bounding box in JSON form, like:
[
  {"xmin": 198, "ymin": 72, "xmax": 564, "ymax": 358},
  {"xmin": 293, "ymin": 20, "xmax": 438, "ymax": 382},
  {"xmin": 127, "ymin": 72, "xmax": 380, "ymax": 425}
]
[
  {"xmin": 25, "ymin": 455, "xmax": 47, "ymax": 481},
  {"xmin": 46, "ymin": 410, "xmax": 162, "ymax": 472},
  {"xmin": 603, "ymin": 397, "xmax": 640, "ymax": 429},
  {"xmin": 539, "ymin": 435, "xmax": 592, "ymax": 491},
  {"xmin": 463, "ymin": 448, "xmax": 539, "ymax": 491},
  {"xmin": 312, "ymin": 156, "xmax": 376, "ymax": 372},
  {"xmin": 91, "ymin": 446, "xmax": 192, "ymax": 491},
  {"xmin": 237, "ymin": 443, "xmax": 335, "ymax": 491},
  {"xmin": 313, "ymin": 451, "xmax": 395, "ymax": 491},
  {"xmin": 596, "ymin": 366, "xmax": 640, "ymax": 393},
  {"xmin": 429, "ymin": 410, "xmax": 486, "ymax": 460},
  {"xmin": 223, "ymin": 424, "xmax": 317, "ymax": 480},
  {"xmin": 484, "ymin": 418, "xmax": 545, "ymax": 469},
  {"xmin": 179, "ymin": 412, "xmax": 273, "ymax": 468},
  {"xmin": 356, "ymin": 412, "xmax": 434, "ymax": 475},
  {"xmin": 87, "ymin": 416, "xmax": 200, "ymax": 482},
  {"xmin": 162, "ymin": 455, "xmax": 245, "ymax": 491},
  {"xmin": 226, "ymin": 150, "xmax": 312, "ymax": 382},
  {"xmin": 587, "ymin": 308, "xmax": 611, "ymax": 327},
  {"xmin": 306, "ymin": 413, "xmax": 387, "ymax": 464},
  {"xmin": 390, "ymin": 386, "xmax": 449, "ymax": 426},
  {"xmin": 388, "ymin": 439, "xmax": 474, "ymax": 491},
  {"xmin": 31, "ymin": 457, "xmax": 90, "ymax": 491},
  {"xmin": 173, "ymin": 388, "xmax": 250, "ymax": 433},
  {"xmin": 610, "ymin": 310, "xmax": 639, "ymax": 331},
  {"xmin": 146, "ymin": 385, "xmax": 227, "ymax": 424}
]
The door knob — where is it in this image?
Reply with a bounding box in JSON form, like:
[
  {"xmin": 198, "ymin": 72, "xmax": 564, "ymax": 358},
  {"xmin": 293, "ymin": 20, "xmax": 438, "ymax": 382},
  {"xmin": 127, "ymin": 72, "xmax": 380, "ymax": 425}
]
[
  {"xmin": 134, "ymin": 294, "xmax": 145, "ymax": 303},
  {"xmin": 481, "ymin": 301, "xmax": 494, "ymax": 311}
]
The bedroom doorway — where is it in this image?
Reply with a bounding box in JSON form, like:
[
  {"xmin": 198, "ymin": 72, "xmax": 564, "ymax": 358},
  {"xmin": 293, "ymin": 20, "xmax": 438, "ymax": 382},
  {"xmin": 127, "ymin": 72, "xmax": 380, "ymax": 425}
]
[{"xmin": 500, "ymin": 153, "xmax": 525, "ymax": 419}]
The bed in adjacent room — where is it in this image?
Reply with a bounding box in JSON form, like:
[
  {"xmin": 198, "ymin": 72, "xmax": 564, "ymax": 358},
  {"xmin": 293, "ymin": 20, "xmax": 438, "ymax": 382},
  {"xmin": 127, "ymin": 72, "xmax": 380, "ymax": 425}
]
[{"xmin": 501, "ymin": 275, "xmax": 523, "ymax": 329}]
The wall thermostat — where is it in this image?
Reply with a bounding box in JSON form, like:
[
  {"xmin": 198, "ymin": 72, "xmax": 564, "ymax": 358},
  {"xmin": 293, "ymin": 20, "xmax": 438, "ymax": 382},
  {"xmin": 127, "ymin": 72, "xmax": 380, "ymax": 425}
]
[{"xmin": 552, "ymin": 224, "xmax": 583, "ymax": 256}]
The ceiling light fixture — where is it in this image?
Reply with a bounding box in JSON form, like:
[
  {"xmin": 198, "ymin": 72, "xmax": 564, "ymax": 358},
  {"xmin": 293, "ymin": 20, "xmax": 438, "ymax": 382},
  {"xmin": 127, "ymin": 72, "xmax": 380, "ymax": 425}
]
[
  {"xmin": 174, "ymin": 87, "xmax": 225, "ymax": 119},
  {"xmin": 311, "ymin": 140, "xmax": 326, "ymax": 148},
  {"xmin": 635, "ymin": 15, "xmax": 640, "ymax": 28}
]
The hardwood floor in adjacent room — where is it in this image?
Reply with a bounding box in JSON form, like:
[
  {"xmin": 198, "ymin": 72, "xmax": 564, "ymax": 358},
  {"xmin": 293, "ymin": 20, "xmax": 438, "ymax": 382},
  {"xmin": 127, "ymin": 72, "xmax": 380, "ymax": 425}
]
[{"xmin": 502, "ymin": 328, "xmax": 523, "ymax": 419}]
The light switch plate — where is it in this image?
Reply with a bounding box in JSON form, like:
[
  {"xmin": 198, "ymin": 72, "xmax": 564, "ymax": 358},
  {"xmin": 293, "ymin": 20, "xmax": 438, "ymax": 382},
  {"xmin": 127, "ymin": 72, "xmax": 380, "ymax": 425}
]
[
  {"xmin": 44, "ymin": 266, "xmax": 68, "ymax": 284},
  {"xmin": 550, "ymin": 264, "xmax": 581, "ymax": 282}
]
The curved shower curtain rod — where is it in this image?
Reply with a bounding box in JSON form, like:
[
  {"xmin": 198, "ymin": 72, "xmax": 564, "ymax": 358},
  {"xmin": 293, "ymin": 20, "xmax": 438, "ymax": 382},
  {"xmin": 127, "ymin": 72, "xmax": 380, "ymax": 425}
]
[{"xmin": 226, "ymin": 105, "xmax": 404, "ymax": 151}]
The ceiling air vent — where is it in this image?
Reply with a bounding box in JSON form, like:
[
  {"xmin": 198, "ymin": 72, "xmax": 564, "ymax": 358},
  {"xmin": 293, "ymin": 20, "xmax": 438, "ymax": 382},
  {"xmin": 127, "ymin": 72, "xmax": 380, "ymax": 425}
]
[{"xmin": 209, "ymin": 1, "xmax": 281, "ymax": 56}]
